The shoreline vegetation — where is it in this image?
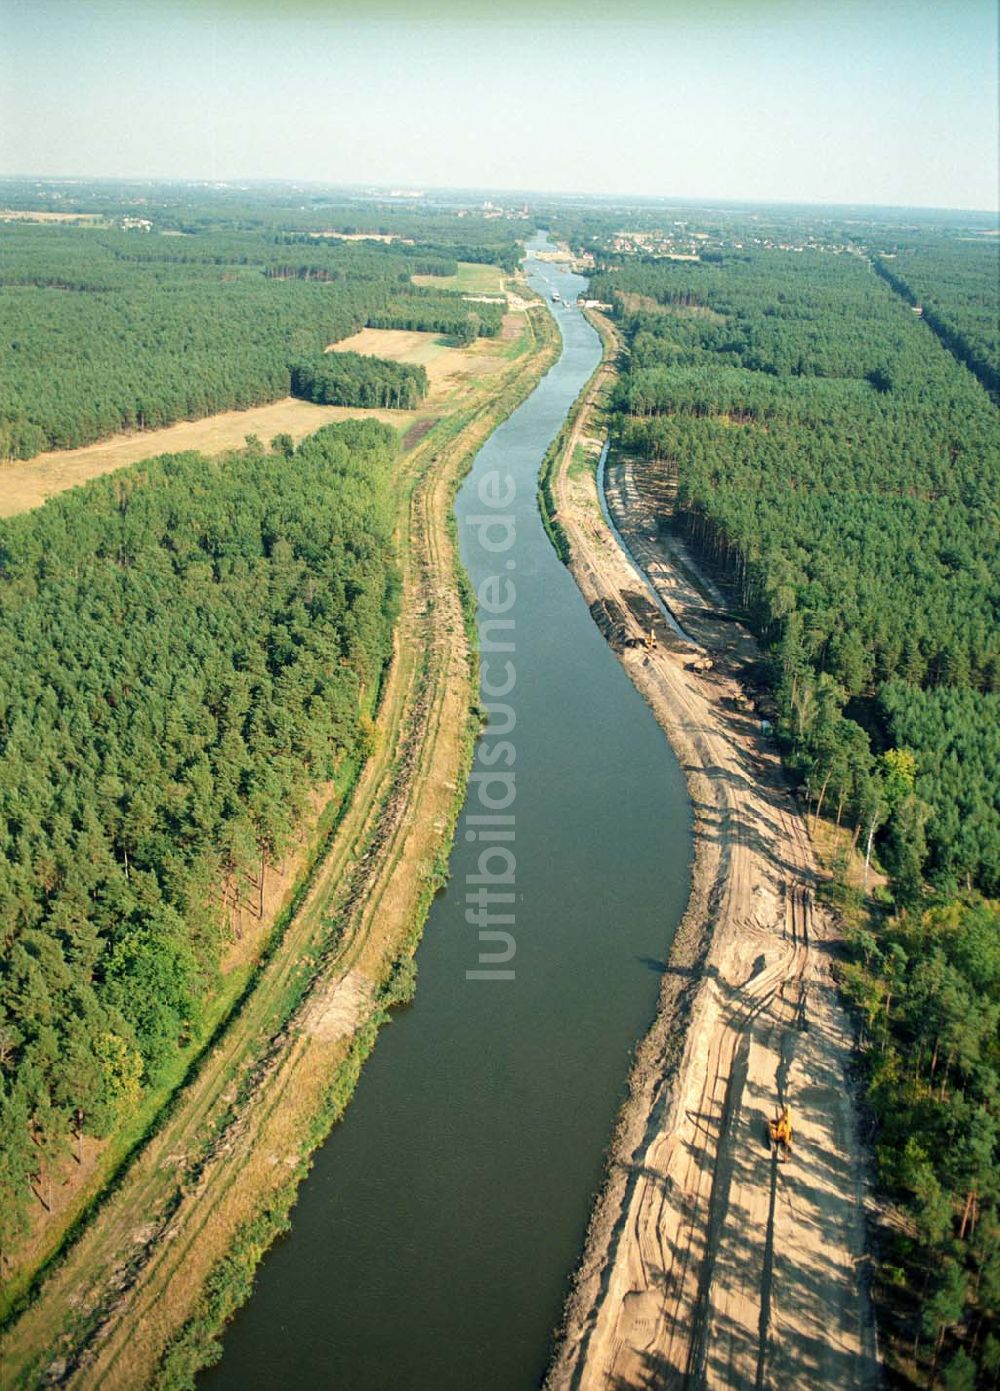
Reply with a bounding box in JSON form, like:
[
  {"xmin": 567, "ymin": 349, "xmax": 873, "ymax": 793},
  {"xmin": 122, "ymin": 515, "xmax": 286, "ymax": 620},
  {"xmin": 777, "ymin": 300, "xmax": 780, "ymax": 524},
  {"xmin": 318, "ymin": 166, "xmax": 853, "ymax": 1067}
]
[{"xmin": 0, "ymin": 285, "xmax": 559, "ymax": 1388}]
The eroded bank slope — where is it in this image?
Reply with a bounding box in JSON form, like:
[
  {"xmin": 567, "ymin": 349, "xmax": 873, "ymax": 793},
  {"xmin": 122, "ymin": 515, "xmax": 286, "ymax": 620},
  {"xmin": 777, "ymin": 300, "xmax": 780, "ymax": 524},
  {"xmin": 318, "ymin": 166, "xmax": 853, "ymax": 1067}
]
[{"xmin": 545, "ymin": 316, "xmax": 878, "ymax": 1391}]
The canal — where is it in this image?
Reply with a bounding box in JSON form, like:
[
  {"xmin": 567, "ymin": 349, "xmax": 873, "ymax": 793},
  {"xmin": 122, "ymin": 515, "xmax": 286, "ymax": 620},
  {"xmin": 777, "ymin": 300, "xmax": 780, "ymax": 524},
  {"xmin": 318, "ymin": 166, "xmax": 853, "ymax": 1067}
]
[{"xmin": 203, "ymin": 237, "xmax": 692, "ymax": 1389}]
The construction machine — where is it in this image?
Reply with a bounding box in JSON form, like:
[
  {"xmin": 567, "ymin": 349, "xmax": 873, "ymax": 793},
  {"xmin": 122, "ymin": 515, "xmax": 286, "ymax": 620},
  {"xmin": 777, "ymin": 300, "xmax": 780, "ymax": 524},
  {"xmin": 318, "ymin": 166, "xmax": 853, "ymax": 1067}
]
[
  {"xmin": 643, "ymin": 627, "xmax": 658, "ymax": 652},
  {"xmin": 768, "ymin": 1104, "xmax": 793, "ymax": 1162}
]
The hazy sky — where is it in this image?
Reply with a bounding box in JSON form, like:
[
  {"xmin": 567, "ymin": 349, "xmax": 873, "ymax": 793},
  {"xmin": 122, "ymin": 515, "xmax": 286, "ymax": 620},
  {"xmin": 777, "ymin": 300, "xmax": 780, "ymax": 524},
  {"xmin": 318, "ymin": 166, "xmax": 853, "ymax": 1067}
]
[{"xmin": 2, "ymin": 0, "xmax": 997, "ymax": 210}]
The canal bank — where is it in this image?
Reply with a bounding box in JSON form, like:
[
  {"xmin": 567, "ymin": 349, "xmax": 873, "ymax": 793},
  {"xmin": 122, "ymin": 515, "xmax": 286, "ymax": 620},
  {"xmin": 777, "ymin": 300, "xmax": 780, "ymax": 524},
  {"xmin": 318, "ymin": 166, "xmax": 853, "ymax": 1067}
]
[
  {"xmin": 202, "ymin": 240, "xmax": 693, "ymax": 1390},
  {"xmin": 541, "ymin": 311, "xmax": 877, "ymax": 1391}
]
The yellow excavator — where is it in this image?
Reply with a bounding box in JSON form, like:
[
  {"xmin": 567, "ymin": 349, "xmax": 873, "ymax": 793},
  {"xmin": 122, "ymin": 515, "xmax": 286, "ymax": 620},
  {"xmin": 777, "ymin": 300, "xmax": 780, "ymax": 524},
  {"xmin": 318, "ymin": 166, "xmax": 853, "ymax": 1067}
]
[{"xmin": 769, "ymin": 1104, "xmax": 793, "ymax": 1162}]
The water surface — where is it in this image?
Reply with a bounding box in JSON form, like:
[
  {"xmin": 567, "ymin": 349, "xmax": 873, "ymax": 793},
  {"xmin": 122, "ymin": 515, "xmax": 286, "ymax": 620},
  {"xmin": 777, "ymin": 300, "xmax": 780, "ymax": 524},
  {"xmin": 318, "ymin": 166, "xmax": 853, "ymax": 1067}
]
[{"xmin": 204, "ymin": 240, "xmax": 692, "ymax": 1390}]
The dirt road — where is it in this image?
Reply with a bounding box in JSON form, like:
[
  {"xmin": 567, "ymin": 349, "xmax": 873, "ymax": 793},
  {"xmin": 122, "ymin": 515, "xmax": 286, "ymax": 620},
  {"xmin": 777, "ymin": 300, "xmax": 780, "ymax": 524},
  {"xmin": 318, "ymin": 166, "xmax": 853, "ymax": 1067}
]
[{"xmin": 545, "ymin": 318, "xmax": 878, "ymax": 1390}]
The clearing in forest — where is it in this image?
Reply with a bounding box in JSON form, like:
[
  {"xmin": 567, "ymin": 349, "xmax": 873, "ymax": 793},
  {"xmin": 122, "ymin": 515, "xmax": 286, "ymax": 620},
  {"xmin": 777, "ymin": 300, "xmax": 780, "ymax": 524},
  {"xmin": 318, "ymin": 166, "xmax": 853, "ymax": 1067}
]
[
  {"xmin": 0, "ymin": 210, "xmax": 105, "ymax": 223},
  {"xmin": 0, "ymin": 328, "xmax": 512, "ymax": 519},
  {"xmin": 327, "ymin": 327, "xmax": 452, "ymax": 369},
  {"xmin": 410, "ymin": 260, "xmax": 506, "ymax": 295},
  {"xmin": 328, "ymin": 325, "xmax": 509, "ymax": 390},
  {"xmin": 0, "ymin": 399, "xmax": 406, "ymax": 519}
]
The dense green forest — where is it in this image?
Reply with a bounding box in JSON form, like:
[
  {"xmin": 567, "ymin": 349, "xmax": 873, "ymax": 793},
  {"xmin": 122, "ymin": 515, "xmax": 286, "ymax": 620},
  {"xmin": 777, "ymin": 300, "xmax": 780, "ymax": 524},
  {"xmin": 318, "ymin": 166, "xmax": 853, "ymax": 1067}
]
[
  {"xmin": 872, "ymin": 236, "xmax": 999, "ymax": 400},
  {"xmin": 880, "ymin": 685, "xmax": 1000, "ymax": 898},
  {"xmin": 0, "ymin": 178, "xmax": 529, "ymax": 265},
  {"xmin": 0, "ymin": 421, "xmax": 399, "ymax": 1257},
  {"xmin": 0, "ymin": 220, "xmax": 506, "ymax": 459},
  {"xmin": 593, "ymin": 249, "xmax": 999, "ymax": 891},
  {"xmin": 838, "ymin": 897, "xmax": 1000, "ymax": 1390},
  {"xmin": 291, "ymin": 351, "xmax": 428, "ymax": 409},
  {"xmin": 592, "ymin": 235, "xmax": 999, "ymax": 1385}
]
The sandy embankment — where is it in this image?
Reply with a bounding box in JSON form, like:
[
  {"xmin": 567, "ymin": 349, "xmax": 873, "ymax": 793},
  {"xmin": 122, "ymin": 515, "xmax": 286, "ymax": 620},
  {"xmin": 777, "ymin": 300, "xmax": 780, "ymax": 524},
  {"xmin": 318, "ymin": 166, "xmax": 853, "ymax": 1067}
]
[{"xmin": 545, "ymin": 320, "xmax": 878, "ymax": 1390}]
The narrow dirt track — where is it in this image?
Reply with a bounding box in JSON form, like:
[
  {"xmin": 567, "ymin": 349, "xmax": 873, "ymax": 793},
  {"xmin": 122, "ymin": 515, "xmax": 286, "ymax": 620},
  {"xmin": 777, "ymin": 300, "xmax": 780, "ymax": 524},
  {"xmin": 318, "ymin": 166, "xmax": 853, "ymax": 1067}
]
[{"xmin": 546, "ymin": 318, "xmax": 878, "ymax": 1391}]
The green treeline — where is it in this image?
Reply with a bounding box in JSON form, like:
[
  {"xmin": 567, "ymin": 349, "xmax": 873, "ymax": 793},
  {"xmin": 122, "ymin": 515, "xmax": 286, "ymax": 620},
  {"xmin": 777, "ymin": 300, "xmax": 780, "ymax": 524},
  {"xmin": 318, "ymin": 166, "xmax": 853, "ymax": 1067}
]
[
  {"xmin": 595, "ymin": 241, "xmax": 999, "ymax": 1384},
  {"xmin": 594, "ymin": 250, "xmax": 999, "ymax": 898},
  {"xmin": 366, "ymin": 294, "xmax": 503, "ymax": 341},
  {"xmin": 873, "ymin": 237, "xmax": 999, "ymax": 401},
  {"xmin": 838, "ymin": 899, "xmax": 1000, "ymax": 1390},
  {"xmin": 0, "ymin": 420, "xmax": 399, "ymax": 1256},
  {"xmin": 880, "ymin": 685, "xmax": 999, "ymax": 896},
  {"xmin": 0, "ymin": 224, "xmax": 504, "ymax": 459},
  {"xmin": 291, "ymin": 351, "xmax": 428, "ymax": 409}
]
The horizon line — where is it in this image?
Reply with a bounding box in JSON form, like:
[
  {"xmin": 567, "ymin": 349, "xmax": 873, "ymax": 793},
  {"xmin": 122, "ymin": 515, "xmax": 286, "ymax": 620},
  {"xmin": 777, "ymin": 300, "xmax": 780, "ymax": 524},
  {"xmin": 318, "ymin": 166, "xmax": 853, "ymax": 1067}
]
[{"xmin": 1, "ymin": 172, "xmax": 997, "ymax": 219}]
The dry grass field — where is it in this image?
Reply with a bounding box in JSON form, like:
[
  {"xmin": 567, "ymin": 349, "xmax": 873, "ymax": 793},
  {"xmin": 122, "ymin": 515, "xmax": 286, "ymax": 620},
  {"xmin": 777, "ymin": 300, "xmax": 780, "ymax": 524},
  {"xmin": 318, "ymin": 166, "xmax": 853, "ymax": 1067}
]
[
  {"xmin": 329, "ymin": 324, "xmax": 511, "ymax": 391},
  {"xmin": 328, "ymin": 326, "xmax": 453, "ymax": 371},
  {"xmin": 0, "ymin": 210, "xmax": 105, "ymax": 223},
  {"xmin": 0, "ymin": 399, "xmax": 408, "ymax": 518},
  {"xmin": 308, "ymin": 230, "xmax": 411, "ymax": 243}
]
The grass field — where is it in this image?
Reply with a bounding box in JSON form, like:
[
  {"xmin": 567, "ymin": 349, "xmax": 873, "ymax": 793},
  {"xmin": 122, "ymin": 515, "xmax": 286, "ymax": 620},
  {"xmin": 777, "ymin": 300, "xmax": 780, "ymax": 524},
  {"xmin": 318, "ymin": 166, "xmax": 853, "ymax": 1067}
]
[
  {"xmin": 328, "ymin": 326, "xmax": 453, "ymax": 370},
  {"xmin": 410, "ymin": 260, "xmax": 506, "ymax": 295},
  {"xmin": 329, "ymin": 324, "xmax": 511, "ymax": 390},
  {"xmin": 567, "ymin": 440, "xmax": 598, "ymax": 480}
]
